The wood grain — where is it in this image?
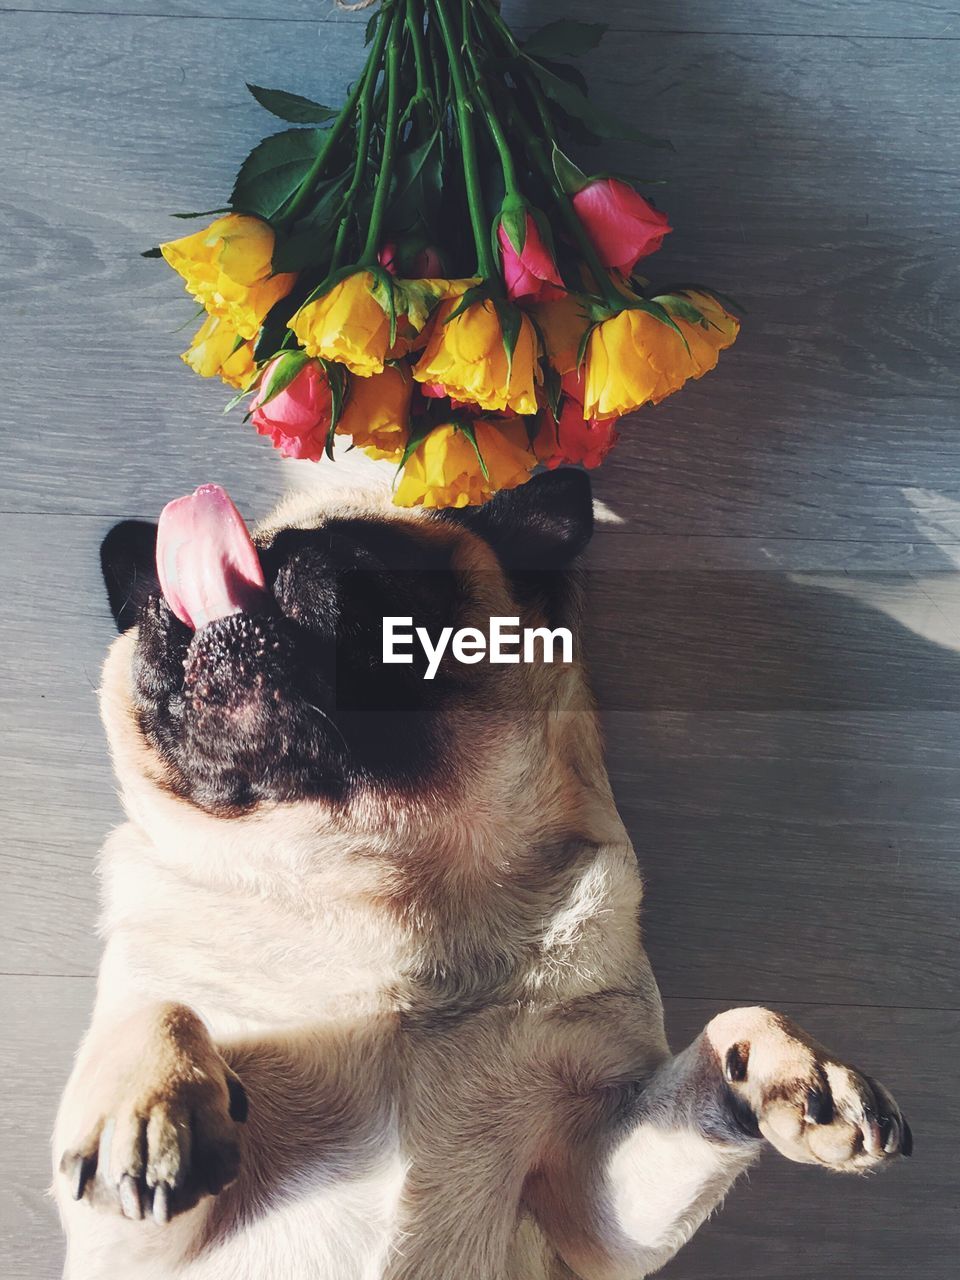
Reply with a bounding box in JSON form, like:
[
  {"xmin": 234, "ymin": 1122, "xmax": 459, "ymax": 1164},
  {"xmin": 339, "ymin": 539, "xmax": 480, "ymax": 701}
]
[
  {"xmin": 1, "ymin": 2, "xmax": 958, "ymax": 1278},
  {"xmin": 5, "ymin": 2, "xmax": 960, "ymax": 38}
]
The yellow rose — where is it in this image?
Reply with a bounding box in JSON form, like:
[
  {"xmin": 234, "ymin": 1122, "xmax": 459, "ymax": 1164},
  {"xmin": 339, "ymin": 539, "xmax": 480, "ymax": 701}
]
[
  {"xmin": 656, "ymin": 290, "xmax": 740, "ymax": 398},
  {"xmin": 336, "ymin": 364, "xmax": 412, "ymax": 462},
  {"xmin": 389, "ymin": 277, "xmax": 482, "ymax": 359},
  {"xmin": 394, "ymin": 420, "xmax": 536, "ymax": 509},
  {"xmin": 181, "ymin": 315, "xmax": 257, "ymax": 389},
  {"xmin": 529, "ymin": 295, "xmax": 591, "ymax": 376},
  {"xmin": 583, "ymin": 294, "xmax": 739, "ymax": 418},
  {"xmin": 291, "ymin": 271, "xmax": 392, "ymax": 377},
  {"xmin": 413, "ymin": 300, "xmax": 538, "ymax": 415},
  {"xmin": 160, "ymin": 214, "xmax": 296, "ymax": 341}
]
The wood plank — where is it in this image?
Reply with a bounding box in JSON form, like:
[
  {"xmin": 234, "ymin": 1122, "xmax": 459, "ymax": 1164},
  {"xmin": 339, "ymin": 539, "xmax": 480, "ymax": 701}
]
[
  {"xmin": 1, "ymin": 981, "xmax": 954, "ymax": 1279},
  {"xmin": 587, "ymin": 570, "xmax": 960, "ymax": 709},
  {"xmin": 605, "ymin": 717, "xmax": 960, "ymax": 1008},
  {"xmin": 0, "ymin": 16, "xmax": 958, "ymax": 545},
  {"xmin": 0, "ymin": 975, "xmax": 94, "ymax": 1280},
  {"xmin": 6, "ymin": 1, "xmax": 960, "ymax": 39}
]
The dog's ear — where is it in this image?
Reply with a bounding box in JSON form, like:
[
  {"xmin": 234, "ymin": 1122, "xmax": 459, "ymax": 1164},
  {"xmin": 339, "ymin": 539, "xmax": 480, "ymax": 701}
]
[
  {"xmin": 439, "ymin": 469, "xmax": 594, "ymax": 570},
  {"xmin": 100, "ymin": 520, "xmax": 159, "ymax": 632}
]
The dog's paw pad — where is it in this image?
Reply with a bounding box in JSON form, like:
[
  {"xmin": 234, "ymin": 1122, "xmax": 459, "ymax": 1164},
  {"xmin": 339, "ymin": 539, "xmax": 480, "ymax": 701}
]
[{"xmin": 710, "ymin": 1009, "xmax": 909, "ymax": 1173}]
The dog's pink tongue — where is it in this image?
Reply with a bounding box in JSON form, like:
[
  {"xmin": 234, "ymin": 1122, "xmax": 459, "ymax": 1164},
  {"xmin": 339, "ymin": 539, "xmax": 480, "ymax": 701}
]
[{"xmin": 157, "ymin": 484, "xmax": 267, "ymax": 629}]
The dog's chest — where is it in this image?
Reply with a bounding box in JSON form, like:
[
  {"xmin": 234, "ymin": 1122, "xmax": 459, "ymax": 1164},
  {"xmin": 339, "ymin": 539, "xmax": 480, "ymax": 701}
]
[{"xmin": 186, "ymin": 1013, "xmax": 584, "ymax": 1280}]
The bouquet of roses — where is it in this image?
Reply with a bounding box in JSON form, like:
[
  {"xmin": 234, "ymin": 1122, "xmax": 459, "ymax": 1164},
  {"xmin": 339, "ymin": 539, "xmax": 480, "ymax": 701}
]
[{"xmin": 153, "ymin": 0, "xmax": 739, "ymax": 508}]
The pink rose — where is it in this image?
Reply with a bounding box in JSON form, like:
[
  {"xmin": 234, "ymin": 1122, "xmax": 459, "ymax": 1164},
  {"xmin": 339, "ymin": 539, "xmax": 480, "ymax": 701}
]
[
  {"xmin": 498, "ymin": 213, "xmax": 565, "ymax": 303},
  {"xmin": 379, "ymin": 242, "xmax": 445, "ymax": 278},
  {"xmin": 572, "ymin": 178, "xmax": 671, "ymax": 274},
  {"xmin": 378, "ymin": 242, "xmax": 399, "ymax": 275},
  {"xmin": 420, "ymin": 381, "xmax": 448, "ymax": 400},
  {"xmin": 536, "ymin": 396, "xmax": 620, "ymax": 471},
  {"xmin": 250, "ymin": 358, "xmax": 332, "ymax": 461},
  {"xmin": 411, "ymin": 245, "xmax": 444, "ymax": 278}
]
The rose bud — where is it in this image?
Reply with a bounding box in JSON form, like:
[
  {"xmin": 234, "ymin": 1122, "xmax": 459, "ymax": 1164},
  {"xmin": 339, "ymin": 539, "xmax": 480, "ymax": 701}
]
[
  {"xmin": 573, "ymin": 178, "xmax": 671, "ymax": 274},
  {"xmin": 498, "ymin": 213, "xmax": 565, "ymax": 303},
  {"xmin": 250, "ymin": 357, "xmax": 332, "ymax": 461}
]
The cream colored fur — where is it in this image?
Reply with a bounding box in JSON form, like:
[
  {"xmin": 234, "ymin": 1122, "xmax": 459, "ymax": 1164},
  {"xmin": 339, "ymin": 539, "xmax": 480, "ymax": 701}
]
[{"xmin": 53, "ymin": 486, "xmax": 908, "ymax": 1280}]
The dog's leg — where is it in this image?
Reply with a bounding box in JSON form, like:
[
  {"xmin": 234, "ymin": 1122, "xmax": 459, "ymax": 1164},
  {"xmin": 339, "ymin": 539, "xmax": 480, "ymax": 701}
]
[
  {"xmin": 536, "ymin": 1006, "xmax": 911, "ymax": 1280},
  {"xmin": 54, "ymin": 1001, "xmax": 247, "ymax": 1225}
]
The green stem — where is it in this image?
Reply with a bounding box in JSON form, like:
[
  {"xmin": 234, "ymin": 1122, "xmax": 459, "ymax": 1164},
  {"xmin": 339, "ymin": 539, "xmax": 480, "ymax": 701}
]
[
  {"xmin": 330, "ymin": 4, "xmax": 398, "ymax": 269},
  {"xmin": 362, "ymin": 7, "xmax": 403, "ymax": 263},
  {"xmin": 478, "ymin": 0, "xmax": 522, "ymax": 59},
  {"xmin": 462, "ymin": 4, "xmax": 521, "ymax": 200},
  {"xmin": 429, "ymin": 0, "xmax": 495, "ymax": 278},
  {"xmin": 407, "ymin": 0, "xmax": 427, "ymax": 102},
  {"xmin": 282, "ymin": 5, "xmax": 394, "ymax": 228},
  {"xmin": 477, "ymin": 0, "xmax": 621, "ymax": 306},
  {"xmin": 426, "ymin": 7, "xmax": 445, "ymax": 104},
  {"xmin": 502, "ymin": 97, "xmax": 623, "ymax": 311}
]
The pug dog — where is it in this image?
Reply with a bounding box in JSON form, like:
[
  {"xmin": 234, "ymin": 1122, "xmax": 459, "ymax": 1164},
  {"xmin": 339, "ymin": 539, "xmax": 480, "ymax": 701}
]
[{"xmin": 53, "ymin": 472, "xmax": 910, "ymax": 1280}]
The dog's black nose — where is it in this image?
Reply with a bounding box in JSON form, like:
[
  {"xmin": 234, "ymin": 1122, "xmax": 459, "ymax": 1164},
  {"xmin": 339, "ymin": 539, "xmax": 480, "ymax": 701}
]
[{"xmin": 182, "ymin": 614, "xmax": 293, "ymax": 708}]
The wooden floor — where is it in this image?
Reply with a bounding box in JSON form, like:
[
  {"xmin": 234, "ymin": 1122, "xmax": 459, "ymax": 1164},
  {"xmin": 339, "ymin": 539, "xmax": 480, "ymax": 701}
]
[{"xmin": 2, "ymin": 0, "xmax": 959, "ymax": 1275}]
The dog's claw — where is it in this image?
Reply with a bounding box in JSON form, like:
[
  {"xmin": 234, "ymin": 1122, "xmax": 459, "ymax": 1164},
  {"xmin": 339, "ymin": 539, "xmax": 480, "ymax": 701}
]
[
  {"xmin": 62, "ymin": 1152, "xmax": 96, "ymax": 1202},
  {"xmin": 152, "ymin": 1182, "xmax": 171, "ymax": 1225},
  {"xmin": 901, "ymin": 1120, "xmax": 914, "ymax": 1157},
  {"xmin": 805, "ymin": 1086, "xmax": 834, "ymax": 1125},
  {"xmin": 723, "ymin": 1042, "xmax": 749, "ymax": 1083},
  {"xmin": 119, "ymin": 1173, "xmax": 144, "ymax": 1221}
]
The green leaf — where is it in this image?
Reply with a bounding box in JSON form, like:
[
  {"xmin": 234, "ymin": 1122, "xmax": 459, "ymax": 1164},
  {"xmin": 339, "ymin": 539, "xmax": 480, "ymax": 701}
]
[
  {"xmin": 576, "ymin": 321, "xmax": 597, "ymax": 372},
  {"xmin": 368, "ymin": 267, "xmax": 398, "ymax": 346},
  {"xmin": 552, "ymin": 145, "xmax": 589, "ymax": 195},
  {"xmin": 396, "ymin": 418, "xmax": 438, "ymax": 475},
  {"xmin": 653, "ymin": 293, "xmax": 706, "ymax": 326},
  {"xmin": 246, "ymin": 83, "xmax": 336, "ymax": 125},
  {"xmin": 223, "ymin": 384, "xmax": 257, "ymax": 415},
  {"xmin": 364, "ymin": 8, "xmax": 380, "ymax": 45},
  {"xmin": 528, "ymin": 62, "xmax": 672, "ymax": 150},
  {"xmin": 230, "ymin": 128, "xmax": 330, "ymax": 221},
  {"xmin": 270, "ymin": 171, "xmax": 351, "ymax": 272},
  {"xmin": 445, "ymin": 282, "xmax": 491, "ymax": 324},
  {"xmin": 523, "ymin": 20, "xmax": 607, "ymax": 60},
  {"xmin": 624, "ymin": 297, "xmax": 691, "ymax": 355},
  {"xmin": 457, "ymin": 422, "xmax": 490, "ymax": 482},
  {"xmin": 498, "ymin": 196, "xmax": 528, "ymax": 256},
  {"xmin": 537, "ymin": 57, "xmax": 590, "ymax": 97},
  {"xmin": 393, "ymin": 278, "xmax": 454, "ymax": 334},
  {"xmin": 257, "ymin": 348, "xmax": 309, "ymax": 407},
  {"xmin": 388, "ymin": 131, "xmax": 443, "ymax": 235},
  {"xmin": 253, "ymin": 290, "xmax": 300, "ymax": 362},
  {"xmin": 494, "ymin": 298, "xmax": 522, "ymax": 380},
  {"xmin": 393, "ymin": 129, "xmax": 441, "ymax": 201},
  {"xmin": 320, "ymin": 359, "xmax": 349, "ymax": 459},
  {"xmin": 540, "ymin": 360, "xmax": 563, "ymax": 420},
  {"xmin": 667, "ymin": 283, "xmax": 747, "ymax": 315},
  {"xmin": 271, "ymin": 231, "xmax": 325, "ymax": 275}
]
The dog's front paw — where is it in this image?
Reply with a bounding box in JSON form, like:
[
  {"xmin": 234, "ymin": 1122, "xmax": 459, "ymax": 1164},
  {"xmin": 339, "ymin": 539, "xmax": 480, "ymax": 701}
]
[
  {"xmin": 707, "ymin": 1007, "xmax": 911, "ymax": 1172},
  {"xmin": 58, "ymin": 1004, "xmax": 247, "ymax": 1223}
]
